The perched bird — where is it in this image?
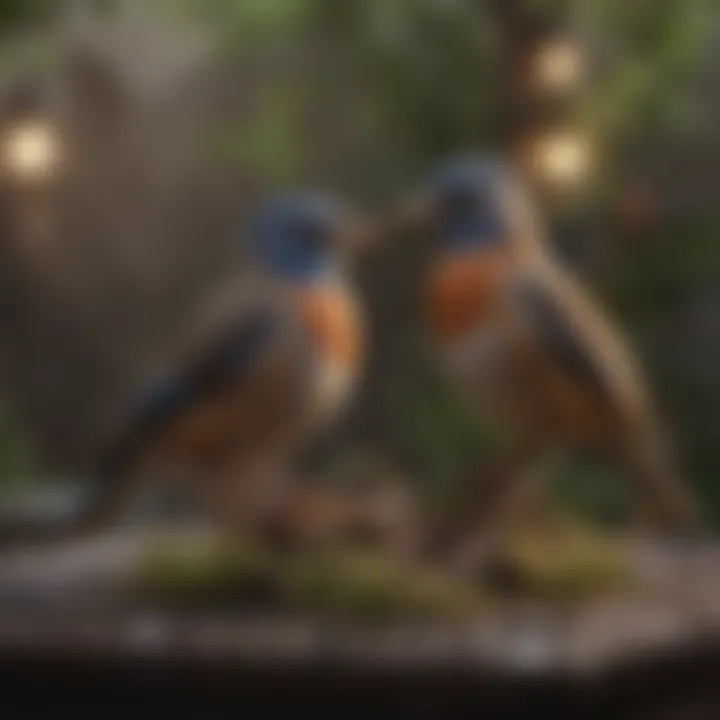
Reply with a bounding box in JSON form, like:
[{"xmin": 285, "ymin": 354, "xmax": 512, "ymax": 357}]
[
  {"xmin": 44, "ymin": 193, "xmax": 371, "ymax": 542},
  {"xmin": 395, "ymin": 155, "xmax": 701, "ymax": 568}
]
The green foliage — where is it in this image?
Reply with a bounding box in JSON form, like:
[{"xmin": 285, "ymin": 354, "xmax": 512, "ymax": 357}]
[
  {"xmin": 294, "ymin": 0, "xmax": 716, "ymax": 177},
  {"xmin": 0, "ymin": 403, "xmax": 36, "ymax": 489},
  {"xmin": 219, "ymin": 85, "xmax": 304, "ymax": 183},
  {"xmin": 0, "ymin": 0, "xmax": 55, "ymax": 35},
  {"xmin": 384, "ymin": 333, "xmax": 503, "ymax": 506},
  {"xmin": 182, "ymin": 0, "xmax": 314, "ymax": 44},
  {"xmin": 128, "ymin": 537, "xmax": 482, "ymax": 621},
  {"xmin": 581, "ymin": 0, "xmax": 716, "ymax": 137},
  {"xmin": 307, "ymin": 0, "xmax": 502, "ymax": 165},
  {"xmin": 550, "ymin": 456, "xmax": 634, "ymax": 528},
  {"xmin": 609, "ymin": 216, "xmax": 720, "ymax": 317},
  {"xmin": 183, "ymin": 0, "xmax": 717, "ymax": 191},
  {"xmin": 606, "ymin": 215, "xmax": 720, "ymax": 524}
]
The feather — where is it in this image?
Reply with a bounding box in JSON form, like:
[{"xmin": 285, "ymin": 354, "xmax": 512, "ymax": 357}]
[
  {"xmin": 99, "ymin": 307, "xmax": 281, "ymax": 479},
  {"xmin": 511, "ymin": 274, "xmax": 616, "ymax": 404}
]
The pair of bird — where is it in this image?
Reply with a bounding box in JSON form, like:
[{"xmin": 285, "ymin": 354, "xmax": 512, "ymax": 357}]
[{"xmin": 53, "ymin": 154, "xmax": 701, "ymax": 568}]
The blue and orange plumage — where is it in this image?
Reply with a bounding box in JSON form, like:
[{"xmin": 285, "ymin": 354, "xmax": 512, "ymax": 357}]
[
  {"xmin": 428, "ymin": 249, "xmax": 511, "ymax": 344},
  {"xmin": 55, "ymin": 193, "xmax": 368, "ymax": 539},
  {"xmin": 399, "ymin": 154, "xmax": 701, "ymax": 566}
]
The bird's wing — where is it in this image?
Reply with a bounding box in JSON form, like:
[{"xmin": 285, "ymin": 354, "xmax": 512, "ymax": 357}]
[
  {"xmin": 508, "ymin": 264, "xmax": 700, "ymax": 531},
  {"xmin": 101, "ymin": 282, "xmax": 314, "ymax": 477},
  {"xmin": 507, "ymin": 262, "xmax": 650, "ymax": 419}
]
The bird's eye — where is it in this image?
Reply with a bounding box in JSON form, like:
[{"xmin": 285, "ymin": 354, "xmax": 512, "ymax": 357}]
[
  {"xmin": 295, "ymin": 221, "xmax": 328, "ymax": 252},
  {"xmin": 441, "ymin": 187, "xmax": 478, "ymax": 217}
]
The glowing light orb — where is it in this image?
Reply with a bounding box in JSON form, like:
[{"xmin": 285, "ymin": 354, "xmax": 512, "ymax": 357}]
[
  {"xmin": 532, "ymin": 131, "xmax": 592, "ymax": 188},
  {"xmin": 532, "ymin": 40, "xmax": 583, "ymax": 93},
  {"xmin": 1, "ymin": 120, "xmax": 63, "ymax": 183}
]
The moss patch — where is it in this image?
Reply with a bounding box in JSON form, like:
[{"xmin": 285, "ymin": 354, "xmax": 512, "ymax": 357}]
[
  {"xmin": 126, "ymin": 536, "xmax": 482, "ymax": 622},
  {"xmin": 488, "ymin": 519, "xmax": 634, "ymax": 602},
  {"xmin": 125, "ymin": 518, "xmax": 634, "ymax": 620}
]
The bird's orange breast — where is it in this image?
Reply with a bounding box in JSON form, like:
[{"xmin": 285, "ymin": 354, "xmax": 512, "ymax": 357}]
[
  {"xmin": 295, "ymin": 285, "xmax": 362, "ymax": 369},
  {"xmin": 427, "ymin": 251, "xmax": 511, "ymax": 343}
]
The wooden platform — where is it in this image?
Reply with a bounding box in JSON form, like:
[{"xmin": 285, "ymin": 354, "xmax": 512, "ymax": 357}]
[{"xmin": 0, "ymin": 528, "xmax": 719, "ymax": 717}]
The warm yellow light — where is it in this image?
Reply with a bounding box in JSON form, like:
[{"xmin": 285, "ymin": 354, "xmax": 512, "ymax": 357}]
[
  {"xmin": 1, "ymin": 120, "xmax": 62, "ymax": 182},
  {"xmin": 533, "ymin": 40, "xmax": 583, "ymax": 92},
  {"xmin": 532, "ymin": 131, "xmax": 592, "ymax": 188}
]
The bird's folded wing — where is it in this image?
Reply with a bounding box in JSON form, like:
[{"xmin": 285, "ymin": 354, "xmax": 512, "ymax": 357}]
[
  {"xmin": 101, "ymin": 293, "xmax": 314, "ymax": 476},
  {"xmin": 508, "ymin": 266, "xmax": 649, "ymax": 416}
]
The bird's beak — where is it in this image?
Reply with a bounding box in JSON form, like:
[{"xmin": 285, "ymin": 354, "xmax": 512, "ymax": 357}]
[
  {"xmin": 390, "ymin": 189, "xmax": 437, "ymax": 234},
  {"xmin": 339, "ymin": 190, "xmax": 437, "ymax": 256},
  {"xmin": 340, "ymin": 213, "xmax": 386, "ymax": 256}
]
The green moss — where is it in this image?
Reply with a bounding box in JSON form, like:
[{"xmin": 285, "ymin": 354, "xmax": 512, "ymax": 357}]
[
  {"xmin": 127, "ymin": 537, "xmax": 283, "ymax": 609},
  {"xmin": 284, "ymin": 551, "xmax": 481, "ymax": 622},
  {"xmin": 284, "ymin": 553, "xmax": 411, "ymax": 621},
  {"xmin": 127, "ymin": 539, "xmax": 482, "ymax": 622},
  {"xmin": 491, "ymin": 521, "xmax": 633, "ymax": 602}
]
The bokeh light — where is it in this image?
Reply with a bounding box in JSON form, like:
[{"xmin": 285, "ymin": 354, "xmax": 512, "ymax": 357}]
[
  {"xmin": 531, "ymin": 39, "xmax": 583, "ymax": 93},
  {"xmin": 0, "ymin": 119, "xmax": 63, "ymax": 183},
  {"xmin": 529, "ymin": 130, "xmax": 593, "ymax": 189}
]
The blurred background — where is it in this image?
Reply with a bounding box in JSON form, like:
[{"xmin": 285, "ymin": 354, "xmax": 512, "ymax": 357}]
[{"xmin": 0, "ymin": 0, "xmax": 718, "ymax": 530}]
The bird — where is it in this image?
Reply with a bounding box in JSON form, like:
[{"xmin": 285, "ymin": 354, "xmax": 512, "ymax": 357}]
[
  {"xmin": 393, "ymin": 154, "xmax": 702, "ymax": 570},
  {"xmin": 36, "ymin": 193, "xmax": 372, "ymax": 544}
]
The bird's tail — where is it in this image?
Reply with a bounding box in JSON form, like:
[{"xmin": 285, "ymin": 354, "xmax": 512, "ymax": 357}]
[
  {"xmin": 60, "ymin": 454, "xmax": 143, "ymax": 541},
  {"xmin": 620, "ymin": 418, "xmax": 704, "ymax": 535},
  {"xmin": 57, "ymin": 416, "xmax": 162, "ymax": 542}
]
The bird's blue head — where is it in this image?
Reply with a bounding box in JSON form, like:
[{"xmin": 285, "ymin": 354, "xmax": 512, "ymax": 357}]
[
  {"xmin": 428, "ymin": 155, "xmax": 513, "ymax": 254},
  {"xmin": 250, "ymin": 193, "xmax": 347, "ymax": 283}
]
